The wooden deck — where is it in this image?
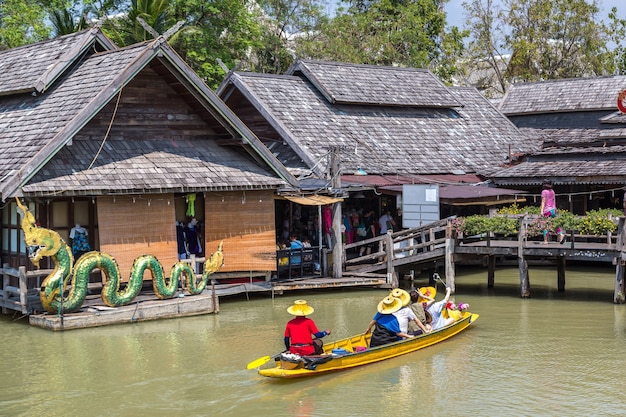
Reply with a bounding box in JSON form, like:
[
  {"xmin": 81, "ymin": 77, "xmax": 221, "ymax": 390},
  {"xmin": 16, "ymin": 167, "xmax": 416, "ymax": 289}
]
[
  {"xmin": 343, "ymin": 216, "xmax": 626, "ymax": 302},
  {"xmin": 4, "ymin": 215, "xmax": 626, "ymax": 330}
]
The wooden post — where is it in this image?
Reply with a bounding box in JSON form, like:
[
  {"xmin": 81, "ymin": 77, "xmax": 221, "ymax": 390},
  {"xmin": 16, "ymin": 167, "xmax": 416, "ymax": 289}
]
[
  {"xmin": 1, "ymin": 263, "xmax": 8, "ymax": 314},
  {"xmin": 19, "ymin": 266, "xmax": 27, "ymax": 314},
  {"xmin": 385, "ymin": 231, "xmax": 395, "ymax": 286},
  {"xmin": 330, "ymin": 147, "xmax": 343, "ymax": 279},
  {"xmin": 445, "ymin": 236, "xmax": 455, "ymax": 292},
  {"xmin": 615, "ymin": 258, "xmax": 625, "ymax": 304},
  {"xmin": 211, "ymin": 280, "xmax": 219, "ymax": 313},
  {"xmin": 519, "ymin": 216, "xmax": 530, "ymax": 298},
  {"xmin": 487, "ymin": 255, "xmax": 495, "ymax": 288},
  {"xmin": 614, "ymin": 217, "xmax": 626, "ymax": 303},
  {"xmin": 557, "ymin": 256, "xmax": 566, "ymax": 292}
]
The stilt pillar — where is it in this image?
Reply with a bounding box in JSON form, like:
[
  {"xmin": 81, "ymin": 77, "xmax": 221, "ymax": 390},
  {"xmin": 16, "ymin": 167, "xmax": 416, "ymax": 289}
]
[
  {"xmin": 487, "ymin": 255, "xmax": 495, "ymax": 288},
  {"xmin": 557, "ymin": 256, "xmax": 566, "ymax": 292}
]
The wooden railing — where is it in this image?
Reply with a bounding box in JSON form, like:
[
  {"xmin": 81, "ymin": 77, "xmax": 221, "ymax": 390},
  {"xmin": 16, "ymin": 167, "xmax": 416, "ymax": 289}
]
[
  {"xmin": 344, "ymin": 218, "xmax": 450, "ymax": 266},
  {"xmin": 0, "ymin": 264, "xmax": 46, "ymax": 314}
]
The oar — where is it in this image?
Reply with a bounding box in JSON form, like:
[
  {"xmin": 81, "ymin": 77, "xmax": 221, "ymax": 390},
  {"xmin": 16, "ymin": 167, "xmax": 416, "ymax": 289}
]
[{"xmin": 246, "ymin": 351, "xmax": 284, "ymax": 370}]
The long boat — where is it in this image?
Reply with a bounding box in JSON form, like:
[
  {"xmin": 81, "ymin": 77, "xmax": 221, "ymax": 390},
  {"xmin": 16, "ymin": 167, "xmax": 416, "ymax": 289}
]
[{"xmin": 248, "ymin": 311, "xmax": 479, "ymax": 379}]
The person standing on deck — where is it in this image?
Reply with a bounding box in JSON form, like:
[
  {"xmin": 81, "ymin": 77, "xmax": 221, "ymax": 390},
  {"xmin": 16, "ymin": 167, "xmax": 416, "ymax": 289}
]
[{"xmin": 540, "ymin": 180, "xmax": 565, "ymax": 244}]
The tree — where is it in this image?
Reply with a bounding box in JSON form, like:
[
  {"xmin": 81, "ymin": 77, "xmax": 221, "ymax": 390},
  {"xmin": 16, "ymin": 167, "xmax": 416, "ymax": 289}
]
[
  {"xmin": 504, "ymin": 0, "xmax": 612, "ymax": 81},
  {"xmin": 254, "ymin": 0, "xmax": 328, "ymax": 74},
  {"xmin": 461, "ymin": 0, "xmax": 509, "ymax": 97},
  {"xmin": 607, "ymin": 7, "xmax": 626, "ymax": 75},
  {"xmin": 166, "ymin": 0, "xmax": 269, "ymax": 89},
  {"xmin": 0, "ymin": 0, "xmax": 51, "ymax": 49},
  {"xmin": 294, "ymin": 0, "xmax": 467, "ymax": 83},
  {"xmin": 102, "ymin": 0, "xmax": 172, "ymax": 45},
  {"xmin": 49, "ymin": 7, "xmax": 90, "ymax": 36}
]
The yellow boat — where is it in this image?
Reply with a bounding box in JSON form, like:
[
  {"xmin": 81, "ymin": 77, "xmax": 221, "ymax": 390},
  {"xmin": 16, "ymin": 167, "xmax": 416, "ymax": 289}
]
[{"xmin": 250, "ymin": 311, "xmax": 479, "ymax": 379}]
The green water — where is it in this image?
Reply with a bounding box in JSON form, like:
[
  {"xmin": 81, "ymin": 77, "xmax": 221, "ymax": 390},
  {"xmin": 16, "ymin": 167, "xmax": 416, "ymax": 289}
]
[{"xmin": 1, "ymin": 265, "xmax": 624, "ymax": 416}]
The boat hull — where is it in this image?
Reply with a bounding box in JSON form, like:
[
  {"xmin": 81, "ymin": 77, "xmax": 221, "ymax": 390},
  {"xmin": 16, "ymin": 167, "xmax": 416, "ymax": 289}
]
[{"xmin": 257, "ymin": 312, "xmax": 479, "ymax": 378}]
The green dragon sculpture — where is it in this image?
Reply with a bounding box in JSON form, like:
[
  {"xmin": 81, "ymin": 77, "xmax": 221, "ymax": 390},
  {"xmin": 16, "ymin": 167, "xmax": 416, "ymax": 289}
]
[{"xmin": 16, "ymin": 198, "xmax": 224, "ymax": 314}]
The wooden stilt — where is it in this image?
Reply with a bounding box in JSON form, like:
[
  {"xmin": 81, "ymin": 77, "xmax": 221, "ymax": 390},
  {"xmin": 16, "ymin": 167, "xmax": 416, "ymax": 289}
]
[
  {"xmin": 518, "ymin": 216, "xmax": 530, "ymax": 298},
  {"xmin": 615, "ymin": 257, "xmax": 625, "ymax": 304},
  {"xmin": 445, "ymin": 237, "xmax": 455, "ymax": 292},
  {"xmin": 557, "ymin": 256, "xmax": 566, "ymax": 292},
  {"xmin": 519, "ymin": 257, "xmax": 530, "ymax": 298},
  {"xmin": 487, "ymin": 255, "xmax": 495, "ymax": 288}
]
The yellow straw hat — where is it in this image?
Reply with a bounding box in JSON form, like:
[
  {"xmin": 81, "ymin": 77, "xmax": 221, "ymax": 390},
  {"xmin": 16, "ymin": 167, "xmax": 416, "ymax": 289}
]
[
  {"xmin": 287, "ymin": 299, "xmax": 314, "ymax": 316},
  {"xmin": 377, "ymin": 295, "xmax": 402, "ymax": 314},
  {"xmin": 418, "ymin": 286, "xmax": 437, "ymax": 302},
  {"xmin": 391, "ymin": 288, "xmax": 411, "ymax": 307}
]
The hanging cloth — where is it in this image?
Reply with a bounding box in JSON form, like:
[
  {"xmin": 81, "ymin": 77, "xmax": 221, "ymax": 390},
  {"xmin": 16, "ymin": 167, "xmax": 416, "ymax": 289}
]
[{"xmin": 186, "ymin": 193, "xmax": 196, "ymax": 217}]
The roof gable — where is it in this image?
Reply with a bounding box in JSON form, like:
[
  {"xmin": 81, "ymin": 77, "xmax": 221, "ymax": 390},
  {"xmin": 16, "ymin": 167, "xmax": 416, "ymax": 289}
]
[
  {"xmin": 0, "ymin": 28, "xmax": 116, "ymax": 96},
  {"xmin": 286, "ymin": 60, "xmax": 461, "ymax": 108},
  {"xmin": 0, "ymin": 36, "xmax": 296, "ymax": 199}
]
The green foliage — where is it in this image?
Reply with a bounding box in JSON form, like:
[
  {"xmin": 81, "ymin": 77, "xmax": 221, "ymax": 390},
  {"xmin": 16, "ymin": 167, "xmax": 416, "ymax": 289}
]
[
  {"xmin": 607, "ymin": 7, "xmax": 626, "ymax": 75},
  {"xmin": 102, "ymin": 0, "xmax": 173, "ymax": 46},
  {"xmin": 294, "ymin": 0, "xmax": 467, "ymax": 83},
  {"xmin": 504, "ymin": 0, "xmax": 612, "ymax": 81},
  {"xmin": 460, "ymin": 204, "xmax": 621, "ymax": 238},
  {"xmin": 0, "ymin": 0, "xmax": 51, "ymax": 48},
  {"xmin": 456, "ymin": 214, "xmax": 518, "ymax": 237},
  {"xmin": 578, "ymin": 209, "xmax": 620, "ymax": 235}
]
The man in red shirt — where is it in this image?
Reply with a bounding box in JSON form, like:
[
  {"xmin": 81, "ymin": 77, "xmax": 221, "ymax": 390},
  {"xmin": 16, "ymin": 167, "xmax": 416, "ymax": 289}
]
[{"xmin": 284, "ymin": 300, "xmax": 331, "ymax": 355}]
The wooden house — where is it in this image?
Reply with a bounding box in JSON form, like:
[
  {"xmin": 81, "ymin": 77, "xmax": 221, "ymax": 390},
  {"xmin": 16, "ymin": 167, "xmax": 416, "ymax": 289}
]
[
  {"xmin": 0, "ymin": 28, "xmax": 298, "ymax": 281},
  {"xmin": 492, "ymin": 76, "xmax": 626, "ymax": 213},
  {"xmin": 216, "ymin": 59, "xmax": 537, "ymax": 227}
]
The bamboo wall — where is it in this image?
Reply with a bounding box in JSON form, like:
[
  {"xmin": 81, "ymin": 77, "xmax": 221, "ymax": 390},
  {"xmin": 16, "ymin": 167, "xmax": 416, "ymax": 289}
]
[
  {"xmin": 204, "ymin": 190, "xmax": 276, "ymax": 272},
  {"xmin": 98, "ymin": 194, "xmax": 178, "ymax": 281}
]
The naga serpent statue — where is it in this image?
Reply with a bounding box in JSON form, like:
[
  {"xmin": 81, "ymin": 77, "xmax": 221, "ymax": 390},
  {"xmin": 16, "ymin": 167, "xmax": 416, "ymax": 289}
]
[{"xmin": 16, "ymin": 198, "xmax": 224, "ymax": 314}]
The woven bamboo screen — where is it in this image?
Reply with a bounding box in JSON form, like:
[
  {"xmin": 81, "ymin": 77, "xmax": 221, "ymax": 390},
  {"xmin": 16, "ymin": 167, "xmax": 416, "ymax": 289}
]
[
  {"xmin": 204, "ymin": 190, "xmax": 276, "ymax": 272},
  {"xmin": 98, "ymin": 194, "xmax": 178, "ymax": 281}
]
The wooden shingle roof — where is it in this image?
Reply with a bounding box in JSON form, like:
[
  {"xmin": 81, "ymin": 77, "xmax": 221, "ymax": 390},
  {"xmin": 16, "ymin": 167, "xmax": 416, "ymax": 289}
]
[
  {"xmin": 0, "ymin": 28, "xmax": 115, "ymax": 96},
  {"xmin": 0, "ymin": 35, "xmax": 295, "ymax": 199},
  {"xmin": 23, "ymin": 138, "xmax": 285, "ymax": 195},
  {"xmin": 286, "ymin": 60, "xmax": 461, "ymax": 108},
  {"xmin": 492, "ymin": 76, "xmax": 626, "ymax": 186},
  {"xmin": 499, "ymin": 76, "xmax": 626, "ymax": 115},
  {"xmin": 220, "ymin": 67, "xmax": 537, "ymax": 178}
]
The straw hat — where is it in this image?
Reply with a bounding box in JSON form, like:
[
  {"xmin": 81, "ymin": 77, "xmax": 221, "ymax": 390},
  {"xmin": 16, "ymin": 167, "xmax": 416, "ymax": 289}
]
[
  {"xmin": 287, "ymin": 299, "xmax": 314, "ymax": 316},
  {"xmin": 418, "ymin": 286, "xmax": 437, "ymax": 302},
  {"xmin": 377, "ymin": 295, "xmax": 402, "ymax": 314},
  {"xmin": 391, "ymin": 288, "xmax": 411, "ymax": 307}
]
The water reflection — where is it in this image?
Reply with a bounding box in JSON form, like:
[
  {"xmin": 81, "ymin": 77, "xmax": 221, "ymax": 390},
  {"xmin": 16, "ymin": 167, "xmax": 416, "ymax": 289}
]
[{"xmin": 2, "ymin": 265, "xmax": 626, "ymax": 416}]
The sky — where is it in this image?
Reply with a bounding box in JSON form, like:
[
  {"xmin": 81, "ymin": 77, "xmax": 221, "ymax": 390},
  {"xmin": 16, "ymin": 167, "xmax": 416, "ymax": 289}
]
[{"xmin": 444, "ymin": 0, "xmax": 625, "ymax": 29}]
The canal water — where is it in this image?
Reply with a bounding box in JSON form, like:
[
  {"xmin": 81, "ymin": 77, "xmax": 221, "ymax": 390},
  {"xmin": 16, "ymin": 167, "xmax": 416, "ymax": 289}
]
[{"xmin": 2, "ymin": 265, "xmax": 625, "ymax": 417}]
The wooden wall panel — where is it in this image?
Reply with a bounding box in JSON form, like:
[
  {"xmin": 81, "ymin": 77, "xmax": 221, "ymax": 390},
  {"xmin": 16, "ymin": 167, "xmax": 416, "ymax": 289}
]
[
  {"xmin": 98, "ymin": 194, "xmax": 178, "ymax": 281},
  {"xmin": 204, "ymin": 190, "xmax": 276, "ymax": 272}
]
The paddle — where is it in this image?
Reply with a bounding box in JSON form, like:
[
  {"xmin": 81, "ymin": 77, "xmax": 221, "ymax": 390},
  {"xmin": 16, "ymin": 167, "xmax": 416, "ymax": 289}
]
[
  {"xmin": 433, "ymin": 272, "xmax": 449, "ymax": 288},
  {"xmin": 246, "ymin": 351, "xmax": 284, "ymax": 369}
]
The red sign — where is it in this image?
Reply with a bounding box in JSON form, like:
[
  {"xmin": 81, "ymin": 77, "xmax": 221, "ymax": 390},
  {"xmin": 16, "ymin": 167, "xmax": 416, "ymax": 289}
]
[{"xmin": 618, "ymin": 90, "xmax": 626, "ymax": 113}]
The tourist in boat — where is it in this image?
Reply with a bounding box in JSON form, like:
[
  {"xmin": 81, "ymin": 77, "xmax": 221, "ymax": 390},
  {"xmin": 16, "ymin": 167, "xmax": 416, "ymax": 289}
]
[
  {"xmin": 407, "ymin": 289, "xmax": 433, "ymax": 335},
  {"xmin": 540, "ymin": 180, "xmax": 566, "ymax": 244},
  {"xmin": 284, "ymin": 300, "xmax": 331, "ymax": 356},
  {"xmin": 365, "ymin": 295, "xmax": 413, "ymax": 347},
  {"xmin": 426, "ymin": 287, "xmax": 455, "ymax": 331},
  {"xmin": 391, "ymin": 289, "xmax": 431, "ymax": 336}
]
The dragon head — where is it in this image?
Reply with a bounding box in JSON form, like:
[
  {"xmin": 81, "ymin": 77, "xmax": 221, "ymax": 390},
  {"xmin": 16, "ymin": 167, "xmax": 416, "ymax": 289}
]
[{"xmin": 15, "ymin": 197, "xmax": 63, "ymax": 268}]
